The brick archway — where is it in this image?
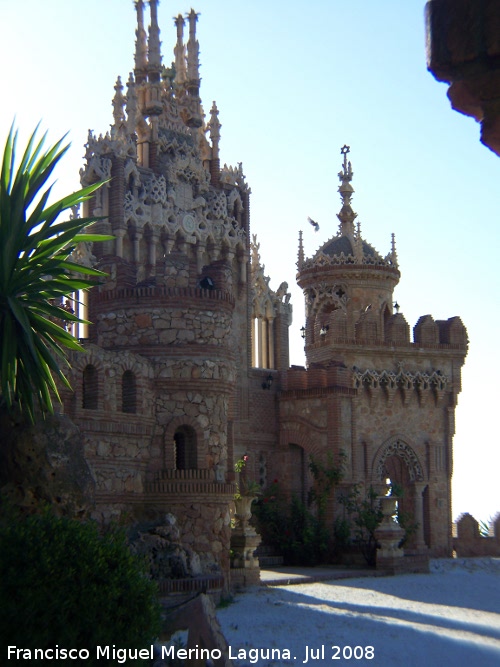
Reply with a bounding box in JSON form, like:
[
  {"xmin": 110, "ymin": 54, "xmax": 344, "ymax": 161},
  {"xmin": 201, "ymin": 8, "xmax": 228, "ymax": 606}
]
[
  {"xmin": 279, "ymin": 426, "xmax": 323, "ymax": 461},
  {"xmin": 279, "ymin": 425, "xmax": 325, "ymax": 501}
]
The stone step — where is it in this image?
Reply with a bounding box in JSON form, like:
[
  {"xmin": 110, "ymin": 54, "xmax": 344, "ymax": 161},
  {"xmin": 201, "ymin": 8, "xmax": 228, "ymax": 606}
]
[
  {"xmin": 256, "ymin": 544, "xmax": 280, "ymax": 556},
  {"xmin": 259, "ymin": 554, "xmax": 284, "ymax": 567}
]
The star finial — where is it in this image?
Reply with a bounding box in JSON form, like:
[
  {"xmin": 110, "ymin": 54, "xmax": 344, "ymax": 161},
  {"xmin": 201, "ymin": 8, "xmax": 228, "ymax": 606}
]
[
  {"xmin": 337, "ymin": 144, "xmax": 356, "ymax": 235},
  {"xmin": 338, "ymin": 144, "xmax": 353, "ymax": 185}
]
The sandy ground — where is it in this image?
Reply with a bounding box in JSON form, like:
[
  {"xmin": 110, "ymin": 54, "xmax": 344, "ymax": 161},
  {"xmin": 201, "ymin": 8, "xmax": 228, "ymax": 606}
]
[{"xmin": 216, "ymin": 559, "xmax": 500, "ymax": 667}]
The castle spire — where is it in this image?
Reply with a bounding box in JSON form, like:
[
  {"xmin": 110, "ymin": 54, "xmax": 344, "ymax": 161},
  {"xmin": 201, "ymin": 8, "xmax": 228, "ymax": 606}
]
[
  {"xmin": 176, "ymin": 9, "xmax": 203, "ymax": 128},
  {"xmin": 207, "ymin": 101, "xmax": 221, "ymax": 185},
  {"xmin": 141, "ymin": 0, "xmax": 163, "ymax": 120},
  {"xmin": 174, "ymin": 14, "xmax": 187, "ymax": 85},
  {"xmin": 134, "ymin": 0, "xmax": 148, "ymax": 83},
  {"xmin": 186, "ymin": 9, "xmax": 201, "ymax": 86},
  {"xmin": 297, "ymin": 230, "xmax": 304, "ymax": 269},
  {"xmin": 111, "ymin": 76, "xmax": 126, "ymax": 133},
  {"xmin": 337, "ymin": 144, "xmax": 357, "ymax": 238},
  {"xmin": 148, "ymin": 0, "xmax": 162, "ymax": 77},
  {"xmin": 208, "ymin": 101, "xmax": 221, "ymax": 157},
  {"xmin": 391, "ymin": 232, "xmax": 399, "ymax": 268},
  {"xmin": 126, "ymin": 72, "xmax": 138, "ymax": 136}
]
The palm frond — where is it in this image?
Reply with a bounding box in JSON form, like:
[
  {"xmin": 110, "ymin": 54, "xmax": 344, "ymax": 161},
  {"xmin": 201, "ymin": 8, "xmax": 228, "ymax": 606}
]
[{"xmin": 0, "ymin": 124, "xmax": 107, "ymax": 422}]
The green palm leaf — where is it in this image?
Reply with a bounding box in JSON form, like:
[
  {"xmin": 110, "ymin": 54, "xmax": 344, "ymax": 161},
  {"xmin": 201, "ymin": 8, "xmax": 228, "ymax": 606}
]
[{"xmin": 0, "ymin": 124, "xmax": 110, "ymax": 422}]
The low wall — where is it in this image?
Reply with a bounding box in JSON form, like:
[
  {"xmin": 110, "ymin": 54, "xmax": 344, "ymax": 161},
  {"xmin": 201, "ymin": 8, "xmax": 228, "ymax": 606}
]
[{"xmin": 453, "ymin": 513, "xmax": 500, "ymax": 557}]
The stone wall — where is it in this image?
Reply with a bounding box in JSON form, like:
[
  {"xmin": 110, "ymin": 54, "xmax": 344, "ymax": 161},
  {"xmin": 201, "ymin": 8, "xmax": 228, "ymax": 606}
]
[
  {"xmin": 63, "ymin": 345, "xmax": 155, "ymax": 500},
  {"xmin": 0, "ymin": 409, "xmax": 95, "ymax": 518},
  {"xmin": 453, "ymin": 513, "xmax": 500, "ymax": 557},
  {"xmin": 62, "ymin": 335, "xmax": 237, "ymax": 581},
  {"xmin": 90, "ymin": 289, "xmax": 234, "ymax": 351}
]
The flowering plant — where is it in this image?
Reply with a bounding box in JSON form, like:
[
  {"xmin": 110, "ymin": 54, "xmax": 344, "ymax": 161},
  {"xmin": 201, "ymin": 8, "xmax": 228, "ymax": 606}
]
[
  {"xmin": 234, "ymin": 455, "xmax": 249, "ymax": 473},
  {"xmin": 233, "ymin": 454, "xmax": 261, "ymax": 499}
]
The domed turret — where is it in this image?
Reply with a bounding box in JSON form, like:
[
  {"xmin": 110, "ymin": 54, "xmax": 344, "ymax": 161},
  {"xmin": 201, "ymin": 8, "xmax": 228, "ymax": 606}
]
[{"xmin": 297, "ymin": 146, "xmax": 400, "ymax": 362}]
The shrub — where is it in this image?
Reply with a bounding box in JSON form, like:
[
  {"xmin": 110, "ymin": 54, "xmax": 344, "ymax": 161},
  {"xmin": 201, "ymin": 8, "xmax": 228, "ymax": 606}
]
[
  {"xmin": 287, "ymin": 496, "xmax": 330, "ymax": 566},
  {"xmin": 338, "ymin": 484, "xmax": 383, "ymax": 565},
  {"xmin": 253, "ymin": 479, "xmax": 332, "ymax": 566},
  {"xmin": 251, "ymin": 480, "xmax": 285, "ymax": 541},
  {"xmin": 0, "ymin": 506, "xmax": 161, "ymax": 664}
]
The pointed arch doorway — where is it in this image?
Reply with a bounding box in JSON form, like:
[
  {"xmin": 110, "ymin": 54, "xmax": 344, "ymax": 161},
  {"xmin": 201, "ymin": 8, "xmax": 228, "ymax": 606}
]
[{"xmin": 373, "ymin": 438, "xmax": 428, "ymax": 549}]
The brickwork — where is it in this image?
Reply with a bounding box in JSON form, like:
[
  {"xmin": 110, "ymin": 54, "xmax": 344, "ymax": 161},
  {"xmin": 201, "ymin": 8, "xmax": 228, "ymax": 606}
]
[
  {"xmin": 270, "ymin": 145, "xmax": 468, "ymax": 558},
  {"xmin": 61, "ymin": 7, "xmax": 245, "ymax": 583},
  {"xmin": 58, "ymin": 4, "xmax": 471, "ymax": 588}
]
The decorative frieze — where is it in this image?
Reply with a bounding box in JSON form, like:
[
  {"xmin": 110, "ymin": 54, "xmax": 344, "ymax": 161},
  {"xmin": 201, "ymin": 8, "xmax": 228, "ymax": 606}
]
[
  {"xmin": 353, "ymin": 366, "xmax": 447, "ymax": 390},
  {"xmin": 353, "ymin": 365, "xmax": 448, "ymax": 406},
  {"xmin": 300, "ymin": 246, "xmax": 397, "ymax": 270}
]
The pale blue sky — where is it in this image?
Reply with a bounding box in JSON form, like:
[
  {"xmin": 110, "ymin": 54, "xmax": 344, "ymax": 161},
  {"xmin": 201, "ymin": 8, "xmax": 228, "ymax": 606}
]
[{"xmin": 1, "ymin": 0, "xmax": 498, "ymax": 523}]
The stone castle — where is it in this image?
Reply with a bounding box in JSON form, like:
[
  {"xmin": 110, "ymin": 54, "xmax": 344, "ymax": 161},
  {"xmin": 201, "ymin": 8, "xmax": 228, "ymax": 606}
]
[{"xmin": 60, "ymin": 1, "xmax": 468, "ymax": 584}]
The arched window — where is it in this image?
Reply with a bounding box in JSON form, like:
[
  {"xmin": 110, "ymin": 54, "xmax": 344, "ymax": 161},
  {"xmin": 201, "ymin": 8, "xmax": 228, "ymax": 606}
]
[
  {"xmin": 174, "ymin": 425, "xmax": 197, "ymax": 470},
  {"xmin": 122, "ymin": 370, "xmax": 137, "ymax": 413},
  {"xmin": 251, "ymin": 314, "xmax": 275, "ymax": 369},
  {"xmin": 82, "ymin": 364, "xmax": 98, "ymax": 410}
]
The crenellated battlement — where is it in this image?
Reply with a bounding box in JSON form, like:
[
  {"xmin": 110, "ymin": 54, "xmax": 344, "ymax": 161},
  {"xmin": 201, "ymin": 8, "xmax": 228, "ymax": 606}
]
[{"xmin": 304, "ymin": 314, "xmax": 467, "ymax": 353}]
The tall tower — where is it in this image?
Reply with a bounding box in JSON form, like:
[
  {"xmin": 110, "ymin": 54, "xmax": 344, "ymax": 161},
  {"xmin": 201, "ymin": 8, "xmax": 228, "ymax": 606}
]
[
  {"xmin": 66, "ymin": 2, "xmax": 254, "ymax": 583},
  {"xmin": 280, "ymin": 146, "xmax": 468, "ymax": 556}
]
